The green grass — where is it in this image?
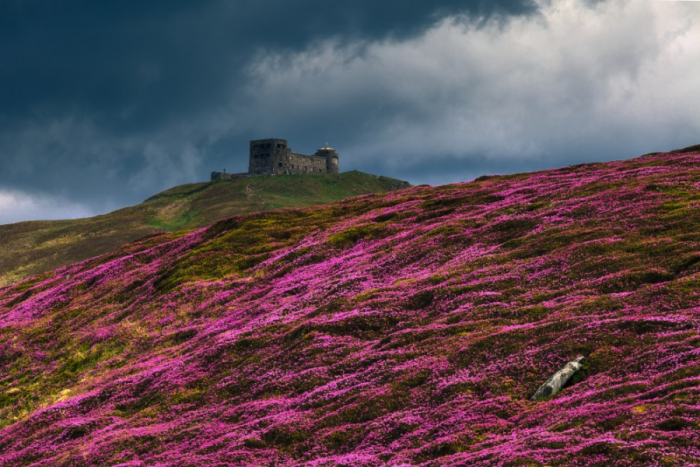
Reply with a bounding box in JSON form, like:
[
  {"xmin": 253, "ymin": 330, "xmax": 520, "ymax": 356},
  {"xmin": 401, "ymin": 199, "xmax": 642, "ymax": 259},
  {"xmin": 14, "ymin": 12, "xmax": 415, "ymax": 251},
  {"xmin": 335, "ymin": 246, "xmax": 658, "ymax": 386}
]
[{"xmin": 0, "ymin": 172, "xmax": 410, "ymax": 287}]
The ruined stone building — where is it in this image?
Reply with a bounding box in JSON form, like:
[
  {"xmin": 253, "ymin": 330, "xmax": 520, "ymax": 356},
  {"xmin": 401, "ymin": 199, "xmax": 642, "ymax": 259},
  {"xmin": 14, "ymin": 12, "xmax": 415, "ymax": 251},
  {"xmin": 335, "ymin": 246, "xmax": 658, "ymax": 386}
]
[{"xmin": 211, "ymin": 138, "xmax": 339, "ymax": 181}]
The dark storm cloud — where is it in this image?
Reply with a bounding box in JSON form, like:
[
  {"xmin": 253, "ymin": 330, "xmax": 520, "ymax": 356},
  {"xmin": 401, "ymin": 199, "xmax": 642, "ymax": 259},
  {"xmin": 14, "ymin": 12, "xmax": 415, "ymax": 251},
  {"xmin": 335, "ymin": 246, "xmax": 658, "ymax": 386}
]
[
  {"xmin": 1, "ymin": 0, "xmax": 699, "ymax": 224},
  {"xmin": 0, "ymin": 0, "xmax": 538, "ymax": 221},
  {"xmin": 0, "ymin": 0, "xmax": 536, "ymax": 131}
]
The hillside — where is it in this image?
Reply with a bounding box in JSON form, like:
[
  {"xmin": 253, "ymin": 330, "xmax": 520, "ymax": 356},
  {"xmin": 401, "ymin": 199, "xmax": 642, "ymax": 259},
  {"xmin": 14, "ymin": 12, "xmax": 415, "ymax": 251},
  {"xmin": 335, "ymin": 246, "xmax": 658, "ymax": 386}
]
[
  {"xmin": 0, "ymin": 150, "xmax": 698, "ymax": 466},
  {"xmin": 0, "ymin": 171, "xmax": 410, "ymax": 287}
]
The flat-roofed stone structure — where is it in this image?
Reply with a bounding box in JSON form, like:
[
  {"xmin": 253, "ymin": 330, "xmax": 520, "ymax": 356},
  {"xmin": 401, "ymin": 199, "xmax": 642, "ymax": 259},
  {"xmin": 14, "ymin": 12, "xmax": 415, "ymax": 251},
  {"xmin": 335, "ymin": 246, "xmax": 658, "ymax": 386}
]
[{"xmin": 211, "ymin": 138, "xmax": 339, "ymax": 180}]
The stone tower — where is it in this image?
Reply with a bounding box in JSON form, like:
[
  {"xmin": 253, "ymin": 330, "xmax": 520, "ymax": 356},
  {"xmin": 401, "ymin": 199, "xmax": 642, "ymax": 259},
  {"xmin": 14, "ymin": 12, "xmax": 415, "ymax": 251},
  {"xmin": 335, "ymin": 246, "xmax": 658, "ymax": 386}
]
[
  {"xmin": 248, "ymin": 138, "xmax": 289, "ymax": 175},
  {"xmin": 315, "ymin": 145, "xmax": 340, "ymax": 175}
]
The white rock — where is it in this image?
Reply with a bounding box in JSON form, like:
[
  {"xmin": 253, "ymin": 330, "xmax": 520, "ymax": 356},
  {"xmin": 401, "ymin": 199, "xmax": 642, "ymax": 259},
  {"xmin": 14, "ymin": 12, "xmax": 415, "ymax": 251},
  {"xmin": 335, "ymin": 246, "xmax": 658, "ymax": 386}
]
[{"xmin": 531, "ymin": 356, "xmax": 584, "ymax": 401}]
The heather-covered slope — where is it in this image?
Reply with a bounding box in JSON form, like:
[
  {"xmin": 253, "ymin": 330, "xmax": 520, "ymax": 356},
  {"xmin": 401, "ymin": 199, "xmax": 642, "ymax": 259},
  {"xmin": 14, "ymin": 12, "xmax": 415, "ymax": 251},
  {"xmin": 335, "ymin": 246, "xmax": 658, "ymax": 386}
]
[
  {"xmin": 0, "ymin": 171, "xmax": 409, "ymax": 287},
  {"xmin": 0, "ymin": 151, "xmax": 698, "ymax": 466}
]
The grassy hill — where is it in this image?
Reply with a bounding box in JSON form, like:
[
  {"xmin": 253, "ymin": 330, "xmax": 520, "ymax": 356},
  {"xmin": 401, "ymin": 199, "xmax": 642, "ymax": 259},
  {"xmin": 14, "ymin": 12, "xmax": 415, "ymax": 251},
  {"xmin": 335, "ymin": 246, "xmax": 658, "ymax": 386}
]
[
  {"xmin": 0, "ymin": 149, "xmax": 698, "ymax": 465},
  {"xmin": 0, "ymin": 171, "xmax": 410, "ymax": 287}
]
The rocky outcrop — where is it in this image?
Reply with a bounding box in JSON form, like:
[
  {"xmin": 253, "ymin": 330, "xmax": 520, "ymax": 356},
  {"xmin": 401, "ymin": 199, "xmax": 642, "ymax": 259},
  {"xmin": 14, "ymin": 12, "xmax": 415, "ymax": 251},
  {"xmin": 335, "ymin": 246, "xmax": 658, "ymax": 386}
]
[{"xmin": 531, "ymin": 356, "xmax": 585, "ymax": 401}]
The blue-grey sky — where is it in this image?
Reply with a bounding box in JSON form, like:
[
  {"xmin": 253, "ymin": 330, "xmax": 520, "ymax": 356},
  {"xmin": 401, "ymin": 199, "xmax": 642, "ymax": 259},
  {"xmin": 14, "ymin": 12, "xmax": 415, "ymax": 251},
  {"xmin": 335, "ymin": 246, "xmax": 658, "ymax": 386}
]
[{"xmin": 1, "ymin": 0, "xmax": 699, "ymax": 223}]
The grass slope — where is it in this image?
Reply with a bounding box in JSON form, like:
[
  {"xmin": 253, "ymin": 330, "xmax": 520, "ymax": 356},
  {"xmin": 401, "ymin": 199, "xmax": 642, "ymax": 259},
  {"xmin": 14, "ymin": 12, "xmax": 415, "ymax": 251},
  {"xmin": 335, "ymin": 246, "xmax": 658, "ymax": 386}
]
[
  {"xmin": 0, "ymin": 171, "xmax": 410, "ymax": 287},
  {"xmin": 0, "ymin": 150, "xmax": 698, "ymax": 466}
]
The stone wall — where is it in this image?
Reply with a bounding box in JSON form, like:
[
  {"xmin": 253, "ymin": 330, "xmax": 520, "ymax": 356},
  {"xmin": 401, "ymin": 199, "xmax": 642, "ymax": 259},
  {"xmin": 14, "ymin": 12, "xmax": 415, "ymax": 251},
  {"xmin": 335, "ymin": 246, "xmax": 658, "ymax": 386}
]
[
  {"xmin": 273, "ymin": 152, "xmax": 328, "ymax": 175},
  {"xmin": 212, "ymin": 138, "xmax": 340, "ymax": 180},
  {"xmin": 248, "ymin": 138, "xmax": 340, "ymax": 176},
  {"xmin": 211, "ymin": 172, "xmax": 249, "ymax": 181}
]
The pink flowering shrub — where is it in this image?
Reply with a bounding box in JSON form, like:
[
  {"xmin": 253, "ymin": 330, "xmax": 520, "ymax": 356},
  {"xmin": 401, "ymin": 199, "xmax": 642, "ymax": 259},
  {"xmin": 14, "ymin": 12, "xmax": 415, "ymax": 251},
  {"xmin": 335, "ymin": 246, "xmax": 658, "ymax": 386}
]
[{"xmin": 0, "ymin": 151, "xmax": 698, "ymax": 466}]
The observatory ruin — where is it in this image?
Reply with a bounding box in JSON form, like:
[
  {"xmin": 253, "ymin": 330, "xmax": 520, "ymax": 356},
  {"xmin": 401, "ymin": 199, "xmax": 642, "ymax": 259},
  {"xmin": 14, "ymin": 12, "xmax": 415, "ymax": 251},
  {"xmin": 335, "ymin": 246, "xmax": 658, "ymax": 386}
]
[{"xmin": 211, "ymin": 139, "xmax": 339, "ymax": 180}]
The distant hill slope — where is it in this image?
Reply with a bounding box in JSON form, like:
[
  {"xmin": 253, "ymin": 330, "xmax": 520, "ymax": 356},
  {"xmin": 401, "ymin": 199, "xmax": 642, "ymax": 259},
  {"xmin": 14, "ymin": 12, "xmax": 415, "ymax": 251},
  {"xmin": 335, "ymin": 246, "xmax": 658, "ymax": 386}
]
[
  {"xmin": 0, "ymin": 171, "xmax": 410, "ymax": 286},
  {"xmin": 0, "ymin": 149, "xmax": 697, "ymax": 465}
]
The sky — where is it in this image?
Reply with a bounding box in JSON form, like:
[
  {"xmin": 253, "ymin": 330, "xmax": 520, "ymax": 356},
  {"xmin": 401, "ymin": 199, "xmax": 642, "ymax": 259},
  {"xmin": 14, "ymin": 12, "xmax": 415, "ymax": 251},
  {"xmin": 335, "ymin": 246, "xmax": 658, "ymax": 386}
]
[{"xmin": 1, "ymin": 0, "xmax": 699, "ymax": 224}]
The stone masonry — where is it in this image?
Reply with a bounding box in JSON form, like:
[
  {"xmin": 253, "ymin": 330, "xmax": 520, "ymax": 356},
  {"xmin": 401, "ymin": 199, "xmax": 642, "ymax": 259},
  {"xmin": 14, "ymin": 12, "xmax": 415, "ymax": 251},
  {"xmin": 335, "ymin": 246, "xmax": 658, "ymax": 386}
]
[{"xmin": 211, "ymin": 138, "xmax": 339, "ymax": 181}]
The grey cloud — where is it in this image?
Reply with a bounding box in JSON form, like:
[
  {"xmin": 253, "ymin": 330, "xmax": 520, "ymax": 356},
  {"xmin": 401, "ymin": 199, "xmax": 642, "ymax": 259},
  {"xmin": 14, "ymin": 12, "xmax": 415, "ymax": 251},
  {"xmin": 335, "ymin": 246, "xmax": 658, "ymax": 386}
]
[
  {"xmin": 0, "ymin": 0, "xmax": 538, "ymax": 129},
  {"xmin": 0, "ymin": 0, "xmax": 539, "ymax": 222},
  {"xmin": 238, "ymin": 1, "xmax": 700, "ymax": 183},
  {"xmin": 1, "ymin": 0, "xmax": 699, "ymax": 224}
]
